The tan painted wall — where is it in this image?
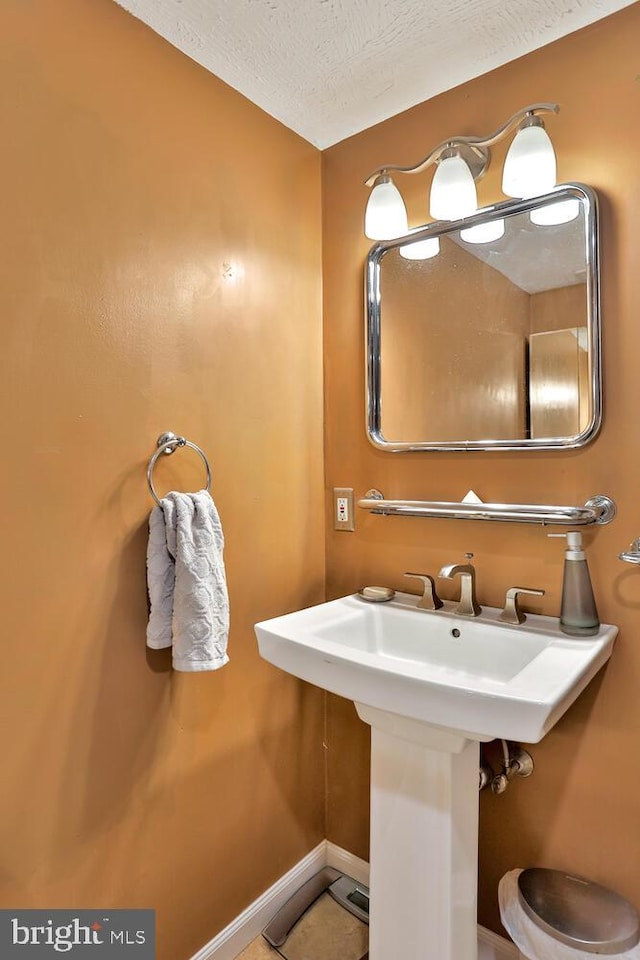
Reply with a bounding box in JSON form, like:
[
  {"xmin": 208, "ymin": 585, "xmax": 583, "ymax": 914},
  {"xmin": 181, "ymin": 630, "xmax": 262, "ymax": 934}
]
[
  {"xmin": 382, "ymin": 238, "xmax": 530, "ymax": 441},
  {"xmin": 5, "ymin": 0, "xmax": 640, "ymax": 952},
  {"xmin": 322, "ymin": 3, "xmax": 640, "ymax": 936},
  {"xmin": 0, "ymin": 2, "xmax": 324, "ymax": 958},
  {"xmin": 530, "ymin": 283, "xmax": 587, "ymax": 334}
]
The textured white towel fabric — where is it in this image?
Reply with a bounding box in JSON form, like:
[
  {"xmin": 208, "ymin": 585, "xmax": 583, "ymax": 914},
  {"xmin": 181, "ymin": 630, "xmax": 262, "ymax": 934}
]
[{"xmin": 146, "ymin": 490, "xmax": 229, "ymax": 672}]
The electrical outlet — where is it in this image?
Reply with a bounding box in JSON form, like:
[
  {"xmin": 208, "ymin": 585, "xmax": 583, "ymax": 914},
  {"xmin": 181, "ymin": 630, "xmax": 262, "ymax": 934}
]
[{"xmin": 333, "ymin": 487, "xmax": 355, "ymax": 531}]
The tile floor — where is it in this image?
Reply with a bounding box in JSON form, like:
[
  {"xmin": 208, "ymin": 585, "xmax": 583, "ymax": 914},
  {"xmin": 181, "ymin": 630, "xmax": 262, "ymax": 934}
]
[{"xmin": 235, "ymin": 893, "xmax": 368, "ymax": 960}]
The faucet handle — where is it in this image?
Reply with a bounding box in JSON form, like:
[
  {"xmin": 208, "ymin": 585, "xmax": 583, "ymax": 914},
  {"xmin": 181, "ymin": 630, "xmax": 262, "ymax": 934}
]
[
  {"xmin": 404, "ymin": 572, "xmax": 444, "ymax": 611},
  {"xmin": 499, "ymin": 587, "xmax": 545, "ymax": 625}
]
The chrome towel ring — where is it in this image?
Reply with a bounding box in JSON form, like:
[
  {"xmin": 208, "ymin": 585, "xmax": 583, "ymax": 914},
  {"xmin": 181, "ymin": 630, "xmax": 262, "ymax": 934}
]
[{"xmin": 147, "ymin": 431, "xmax": 212, "ymax": 507}]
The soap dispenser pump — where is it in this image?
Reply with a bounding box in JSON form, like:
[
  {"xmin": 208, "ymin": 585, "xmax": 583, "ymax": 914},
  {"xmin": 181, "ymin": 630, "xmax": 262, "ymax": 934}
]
[{"xmin": 549, "ymin": 532, "xmax": 599, "ymax": 637}]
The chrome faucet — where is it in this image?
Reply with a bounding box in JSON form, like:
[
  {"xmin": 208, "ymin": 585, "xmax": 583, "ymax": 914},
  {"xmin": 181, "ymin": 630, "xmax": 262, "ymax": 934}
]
[{"xmin": 438, "ymin": 553, "xmax": 481, "ymax": 617}]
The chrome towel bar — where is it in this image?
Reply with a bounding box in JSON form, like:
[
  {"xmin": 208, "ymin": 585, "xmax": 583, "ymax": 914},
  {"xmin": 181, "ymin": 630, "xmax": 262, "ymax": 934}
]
[
  {"xmin": 146, "ymin": 431, "xmax": 212, "ymax": 506},
  {"xmin": 358, "ymin": 490, "xmax": 616, "ymax": 526}
]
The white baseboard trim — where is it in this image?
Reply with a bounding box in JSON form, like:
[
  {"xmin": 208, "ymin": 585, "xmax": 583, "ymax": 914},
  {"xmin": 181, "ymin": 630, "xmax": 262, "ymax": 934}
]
[
  {"xmin": 325, "ymin": 841, "xmax": 370, "ymax": 887},
  {"xmin": 190, "ymin": 840, "xmax": 518, "ymax": 960},
  {"xmin": 189, "ymin": 841, "xmax": 326, "ymax": 960}
]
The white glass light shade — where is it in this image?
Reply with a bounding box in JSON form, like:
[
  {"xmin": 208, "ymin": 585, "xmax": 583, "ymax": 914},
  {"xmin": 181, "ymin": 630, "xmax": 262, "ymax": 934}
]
[
  {"xmin": 502, "ymin": 123, "xmax": 557, "ymax": 198},
  {"xmin": 460, "ymin": 218, "xmax": 505, "ymax": 244},
  {"xmin": 429, "ymin": 155, "xmax": 477, "ymax": 220},
  {"xmin": 364, "ymin": 177, "xmax": 409, "ymax": 240},
  {"xmin": 530, "ymin": 198, "xmax": 580, "ymax": 226},
  {"xmin": 399, "ymin": 236, "xmax": 440, "ymax": 260}
]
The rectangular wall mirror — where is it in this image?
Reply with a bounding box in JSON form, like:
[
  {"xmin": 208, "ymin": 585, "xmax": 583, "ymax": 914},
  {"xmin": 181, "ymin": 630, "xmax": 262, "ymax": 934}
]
[{"xmin": 365, "ymin": 183, "xmax": 601, "ymax": 451}]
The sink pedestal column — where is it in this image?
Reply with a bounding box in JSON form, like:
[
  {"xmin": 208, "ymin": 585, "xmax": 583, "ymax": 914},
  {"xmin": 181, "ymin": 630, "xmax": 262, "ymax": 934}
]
[{"xmin": 356, "ymin": 705, "xmax": 480, "ymax": 960}]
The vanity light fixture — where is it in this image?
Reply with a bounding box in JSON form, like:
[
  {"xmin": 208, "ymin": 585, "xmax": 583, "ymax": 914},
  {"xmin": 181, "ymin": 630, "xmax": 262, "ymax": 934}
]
[
  {"xmin": 399, "ymin": 231, "xmax": 440, "ymax": 261},
  {"xmin": 503, "ymin": 112, "xmax": 579, "ymax": 226},
  {"xmin": 364, "ymin": 102, "xmax": 563, "ymax": 242},
  {"xmin": 501, "ymin": 116, "xmax": 556, "ymax": 198},
  {"xmin": 530, "ymin": 197, "xmax": 580, "ymax": 225},
  {"xmin": 364, "ymin": 174, "xmax": 409, "ymax": 240},
  {"xmin": 460, "ymin": 218, "xmax": 505, "ymax": 244},
  {"xmin": 429, "ymin": 149, "xmax": 477, "ymax": 220}
]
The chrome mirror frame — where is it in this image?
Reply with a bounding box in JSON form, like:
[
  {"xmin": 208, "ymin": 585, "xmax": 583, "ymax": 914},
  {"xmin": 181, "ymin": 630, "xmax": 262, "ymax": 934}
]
[{"xmin": 365, "ymin": 183, "xmax": 601, "ymax": 452}]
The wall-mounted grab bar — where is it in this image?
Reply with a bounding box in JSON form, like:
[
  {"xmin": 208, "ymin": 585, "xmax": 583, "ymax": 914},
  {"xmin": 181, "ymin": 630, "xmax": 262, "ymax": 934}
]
[{"xmin": 357, "ymin": 490, "xmax": 616, "ymax": 526}]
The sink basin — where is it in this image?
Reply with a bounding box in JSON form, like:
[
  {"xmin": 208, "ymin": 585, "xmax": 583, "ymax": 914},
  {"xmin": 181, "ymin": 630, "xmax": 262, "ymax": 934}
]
[
  {"xmin": 257, "ymin": 591, "xmax": 618, "ymax": 960},
  {"xmin": 256, "ymin": 591, "xmax": 617, "ymax": 743}
]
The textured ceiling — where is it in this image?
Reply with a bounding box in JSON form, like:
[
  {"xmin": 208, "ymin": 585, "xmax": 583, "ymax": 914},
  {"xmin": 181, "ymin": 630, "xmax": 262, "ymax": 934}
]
[
  {"xmin": 451, "ymin": 210, "xmax": 587, "ymax": 294},
  {"xmin": 115, "ymin": 0, "xmax": 634, "ymax": 148}
]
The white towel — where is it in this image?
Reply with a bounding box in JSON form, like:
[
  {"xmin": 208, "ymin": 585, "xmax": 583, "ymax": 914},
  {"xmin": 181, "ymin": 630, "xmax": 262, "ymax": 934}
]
[{"xmin": 146, "ymin": 490, "xmax": 229, "ymax": 672}]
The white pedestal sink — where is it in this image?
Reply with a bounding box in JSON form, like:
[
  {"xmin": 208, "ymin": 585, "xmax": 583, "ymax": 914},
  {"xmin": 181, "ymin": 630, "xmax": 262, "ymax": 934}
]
[{"xmin": 255, "ymin": 592, "xmax": 617, "ymax": 960}]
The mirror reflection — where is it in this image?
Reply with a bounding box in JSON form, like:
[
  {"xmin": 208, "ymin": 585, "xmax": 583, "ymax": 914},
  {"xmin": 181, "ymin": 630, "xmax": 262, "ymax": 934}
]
[{"xmin": 367, "ymin": 186, "xmax": 600, "ymax": 451}]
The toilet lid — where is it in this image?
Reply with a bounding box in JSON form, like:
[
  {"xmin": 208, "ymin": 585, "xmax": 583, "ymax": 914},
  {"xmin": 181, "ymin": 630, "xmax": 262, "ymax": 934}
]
[{"xmin": 518, "ymin": 869, "xmax": 640, "ymax": 955}]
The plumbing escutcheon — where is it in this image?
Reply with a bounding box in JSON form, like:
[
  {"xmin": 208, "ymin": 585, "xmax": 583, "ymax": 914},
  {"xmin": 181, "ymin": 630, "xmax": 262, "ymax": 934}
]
[{"xmin": 511, "ymin": 746, "xmax": 534, "ymax": 778}]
